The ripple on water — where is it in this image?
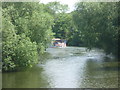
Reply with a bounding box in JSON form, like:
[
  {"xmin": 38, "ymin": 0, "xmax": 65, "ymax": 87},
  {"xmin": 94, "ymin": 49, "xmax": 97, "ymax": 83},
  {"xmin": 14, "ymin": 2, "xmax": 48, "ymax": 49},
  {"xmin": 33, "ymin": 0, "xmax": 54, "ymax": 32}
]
[
  {"xmin": 43, "ymin": 56, "xmax": 88, "ymax": 88},
  {"xmin": 42, "ymin": 47, "xmax": 118, "ymax": 88}
]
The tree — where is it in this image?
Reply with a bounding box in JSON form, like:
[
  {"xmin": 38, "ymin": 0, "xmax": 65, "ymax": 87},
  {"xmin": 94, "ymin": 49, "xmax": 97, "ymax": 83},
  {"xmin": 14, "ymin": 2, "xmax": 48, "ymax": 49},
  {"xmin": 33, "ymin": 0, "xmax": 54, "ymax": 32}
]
[
  {"xmin": 73, "ymin": 2, "xmax": 119, "ymax": 56},
  {"xmin": 52, "ymin": 12, "xmax": 81, "ymax": 46},
  {"xmin": 2, "ymin": 2, "xmax": 54, "ymax": 71},
  {"xmin": 45, "ymin": 1, "xmax": 69, "ymax": 14},
  {"xmin": 2, "ymin": 16, "xmax": 38, "ymax": 71}
]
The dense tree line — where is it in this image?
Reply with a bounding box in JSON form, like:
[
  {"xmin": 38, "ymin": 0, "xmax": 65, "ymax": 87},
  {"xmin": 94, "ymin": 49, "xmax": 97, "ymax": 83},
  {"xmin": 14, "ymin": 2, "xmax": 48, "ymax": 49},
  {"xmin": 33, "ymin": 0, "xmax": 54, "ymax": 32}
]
[
  {"xmin": 45, "ymin": 2, "xmax": 83, "ymax": 46},
  {"xmin": 47, "ymin": 2, "xmax": 119, "ymax": 57},
  {"xmin": 2, "ymin": 2, "xmax": 119, "ymax": 71},
  {"xmin": 72, "ymin": 2, "xmax": 119, "ymax": 57},
  {"xmin": 2, "ymin": 2, "xmax": 54, "ymax": 71}
]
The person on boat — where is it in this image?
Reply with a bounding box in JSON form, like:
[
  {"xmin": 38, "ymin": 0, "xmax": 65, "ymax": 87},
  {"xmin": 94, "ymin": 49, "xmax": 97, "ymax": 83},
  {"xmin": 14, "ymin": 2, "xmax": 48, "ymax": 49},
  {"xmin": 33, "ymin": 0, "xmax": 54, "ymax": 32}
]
[{"xmin": 53, "ymin": 41, "xmax": 58, "ymax": 47}]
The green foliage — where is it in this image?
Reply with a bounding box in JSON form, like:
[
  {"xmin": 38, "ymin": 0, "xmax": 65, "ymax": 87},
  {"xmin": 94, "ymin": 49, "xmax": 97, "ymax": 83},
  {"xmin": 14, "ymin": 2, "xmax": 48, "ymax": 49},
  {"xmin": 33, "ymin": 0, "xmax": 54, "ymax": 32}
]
[
  {"xmin": 45, "ymin": 1, "xmax": 69, "ymax": 14},
  {"xmin": 52, "ymin": 13, "xmax": 76, "ymax": 41},
  {"xmin": 27, "ymin": 11, "xmax": 54, "ymax": 50},
  {"xmin": 2, "ymin": 1, "xmax": 119, "ymax": 72},
  {"xmin": 73, "ymin": 2, "xmax": 119, "ymax": 56},
  {"xmin": 2, "ymin": 2, "xmax": 54, "ymax": 71},
  {"xmin": 2, "ymin": 17, "xmax": 17, "ymax": 71},
  {"xmin": 14, "ymin": 34, "xmax": 38, "ymax": 70},
  {"xmin": 53, "ymin": 13, "xmax": 70, "ymax": 39},
  {"xmin": 2, "ymin": 17, "xmax": 38, "ymax": 71}
]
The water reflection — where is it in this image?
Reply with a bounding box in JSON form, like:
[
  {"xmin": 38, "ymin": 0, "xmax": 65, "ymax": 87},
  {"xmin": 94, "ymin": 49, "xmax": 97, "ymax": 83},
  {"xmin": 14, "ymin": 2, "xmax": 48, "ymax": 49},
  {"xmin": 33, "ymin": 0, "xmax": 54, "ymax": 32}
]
[
  {"xmin": 3, "ymin": 66, "xmax": 49, "ymax": 88},
  {"xmin": 2, "ymin": 47, "xmax": 119, "ymax": 88},
  {"xmin": 42, "ymin": 47, "xmax": 118, "ymax": 88},
  {"xmin": 80, "ymin": 59, "xmax": 118, "ymax": 88}
]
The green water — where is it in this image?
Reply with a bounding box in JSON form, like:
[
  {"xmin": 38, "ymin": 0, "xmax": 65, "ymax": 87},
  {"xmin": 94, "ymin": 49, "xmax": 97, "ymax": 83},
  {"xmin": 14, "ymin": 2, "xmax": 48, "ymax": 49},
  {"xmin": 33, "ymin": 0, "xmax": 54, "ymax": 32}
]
[{"xmin": 2, "ymin": 47, "xmax": 119, "ymax": 88}]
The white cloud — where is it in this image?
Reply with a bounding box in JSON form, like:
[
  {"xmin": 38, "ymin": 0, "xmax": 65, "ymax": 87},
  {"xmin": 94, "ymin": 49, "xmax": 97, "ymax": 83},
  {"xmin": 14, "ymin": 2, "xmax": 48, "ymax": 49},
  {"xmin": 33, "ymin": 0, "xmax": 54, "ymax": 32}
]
[
  {"xmin": 40, "ymin": 0, "xmax": 79, "ymax": 12},
  {"xmin": 40, "ymin": 0, "xmax": 119, "ymax": 12}
]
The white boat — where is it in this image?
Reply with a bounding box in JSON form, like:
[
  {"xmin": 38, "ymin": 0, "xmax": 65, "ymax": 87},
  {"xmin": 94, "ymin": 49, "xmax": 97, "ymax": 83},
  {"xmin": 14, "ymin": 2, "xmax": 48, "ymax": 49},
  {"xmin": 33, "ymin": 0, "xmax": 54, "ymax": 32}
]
[{"xmin": 51, "ymin": 38, "xmax": 67, "ymax": 48}]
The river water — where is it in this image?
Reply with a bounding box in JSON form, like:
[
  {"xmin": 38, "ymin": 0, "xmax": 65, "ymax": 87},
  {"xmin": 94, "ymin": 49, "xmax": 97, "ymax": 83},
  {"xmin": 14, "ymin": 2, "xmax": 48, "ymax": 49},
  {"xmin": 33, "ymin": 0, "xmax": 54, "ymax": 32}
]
[{"xmin": 2, "ymin": 47, "xmax": 119, "ymax": 88}]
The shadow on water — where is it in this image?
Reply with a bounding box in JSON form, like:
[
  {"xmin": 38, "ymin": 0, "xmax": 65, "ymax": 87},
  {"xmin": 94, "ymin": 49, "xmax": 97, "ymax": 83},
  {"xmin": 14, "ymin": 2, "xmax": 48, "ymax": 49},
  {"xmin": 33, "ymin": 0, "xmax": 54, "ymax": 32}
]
[
  {"xmin": 2, "ymin": 65, "xmax": 50, "ymax": 88},
  {"xmin": 96, "ymin": 66, "xmax": 120, "ymax": 71},
  {"xmin": 97, "ymin": 56, "xmax": 120, "ymax": 71},
  {"xmin": 80, "ymin": 58, "xmax": 118, "ymax": 88},
  {"xmin": 2, "ymin": 52, "xmax": 51, "ymax": 88},
  {"xmin": 86, "ymin": 58, "xmax": 120, "ymax": 71}
]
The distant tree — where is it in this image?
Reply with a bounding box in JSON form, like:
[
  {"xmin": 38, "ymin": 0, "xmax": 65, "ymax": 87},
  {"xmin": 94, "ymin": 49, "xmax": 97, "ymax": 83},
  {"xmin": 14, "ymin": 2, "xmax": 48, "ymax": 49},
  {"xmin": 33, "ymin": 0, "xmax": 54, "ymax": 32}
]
[
  {"xmin": 52, "ymin": 12, "xmax": 83, "ymax": 46},
  {"xmin": 45, "ymin": 1, "xmax": 69, "ymax": 14}
]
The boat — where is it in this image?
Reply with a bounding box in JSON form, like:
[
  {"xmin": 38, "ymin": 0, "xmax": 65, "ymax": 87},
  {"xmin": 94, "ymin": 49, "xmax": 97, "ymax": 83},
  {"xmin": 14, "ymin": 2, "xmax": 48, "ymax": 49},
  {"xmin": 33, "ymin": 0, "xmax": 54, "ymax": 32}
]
[{"xmin": 51, "ymin": 38, "xmax": 67, "ymax": 48}]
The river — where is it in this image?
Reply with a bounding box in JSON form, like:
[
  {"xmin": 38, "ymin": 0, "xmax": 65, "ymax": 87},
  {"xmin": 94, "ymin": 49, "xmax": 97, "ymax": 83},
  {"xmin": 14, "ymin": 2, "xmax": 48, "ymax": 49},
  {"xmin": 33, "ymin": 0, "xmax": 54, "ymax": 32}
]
[{"xmin": 2, "ymin": 47, "xmax": 119, "ymax": 88}]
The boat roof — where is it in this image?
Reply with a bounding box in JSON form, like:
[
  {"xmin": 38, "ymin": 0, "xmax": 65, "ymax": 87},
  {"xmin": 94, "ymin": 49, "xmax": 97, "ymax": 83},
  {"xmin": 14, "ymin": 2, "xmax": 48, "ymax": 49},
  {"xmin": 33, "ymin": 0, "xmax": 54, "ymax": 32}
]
[
  {"xmin": 52, "ymin": 38, "xmax": 66, "ymax": 42},
  {"xmin": 52, "ymin": 38, "xmax": 61, "ymax": 40}
]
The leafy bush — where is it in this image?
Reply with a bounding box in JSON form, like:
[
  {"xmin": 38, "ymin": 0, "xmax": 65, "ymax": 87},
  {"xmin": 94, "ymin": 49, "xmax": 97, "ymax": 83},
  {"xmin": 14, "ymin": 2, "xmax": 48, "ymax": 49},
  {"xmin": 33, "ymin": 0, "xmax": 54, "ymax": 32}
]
[
  {"xmin": 2, "ymin": 17, "xmax": 38, "ymax": 71},
  {"xmin": 2, "ymin": 17, "xmax": 17, "ymax": 71},
  {"xmin": 14, "ymin": 34, "xmax": 38, "ymax": 70}
]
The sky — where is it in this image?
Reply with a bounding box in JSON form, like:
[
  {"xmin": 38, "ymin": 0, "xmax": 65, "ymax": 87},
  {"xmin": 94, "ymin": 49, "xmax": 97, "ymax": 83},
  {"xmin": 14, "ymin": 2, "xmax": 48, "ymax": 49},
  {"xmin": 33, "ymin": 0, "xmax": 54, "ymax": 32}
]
[
  {"xmin": 40, "ymin": 0, "xmax": 119, "ymax": 12},
  {"xmin": 40, "ymin": 0, "xmax": 79, "ymax": 12}
]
